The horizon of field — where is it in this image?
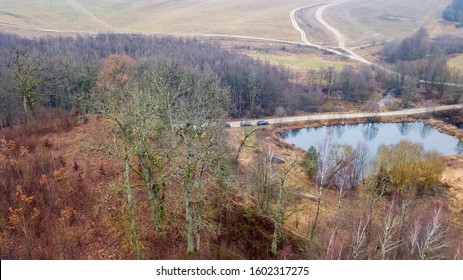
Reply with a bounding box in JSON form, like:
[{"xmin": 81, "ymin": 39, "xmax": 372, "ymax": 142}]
[{"xmin": 0, "ymin": 0, "xmax": 455, "ymax": 46}]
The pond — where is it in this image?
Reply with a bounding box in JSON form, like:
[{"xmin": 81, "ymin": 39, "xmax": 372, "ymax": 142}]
[{"xmin": 278, "ymin": 122, "xmax": 463, "ymax": 156}]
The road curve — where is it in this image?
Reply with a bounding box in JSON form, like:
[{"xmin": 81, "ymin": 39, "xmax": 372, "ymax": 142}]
[
  {"xmin": 227, "ymin": 104, "xmax": 463, "ymax": 127},
  {"xmin": 289, "ymin": 3, "xmax": 326, "ymax": 47},
  {"xmin": 314, "ymin": 0, "xmax": 347, "ymax": 49},
  {"xmin": 290, "ymin": 0, "xmax": 372, "ymax": 65}
]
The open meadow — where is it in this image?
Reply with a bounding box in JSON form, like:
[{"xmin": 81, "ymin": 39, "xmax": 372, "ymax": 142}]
[
  {"xmin": 320, "ymin": 0, "xmax": 452, "ymax": 46},
  {"xmin": 0, "ymin": 0, "xmax": 324, "ymax": 39},
  {"xmin": 0, "ymin": 0, "xmax": 454, "ymax": 44}
]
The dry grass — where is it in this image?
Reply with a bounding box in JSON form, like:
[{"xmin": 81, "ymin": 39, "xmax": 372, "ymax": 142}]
[
  {"xmin": 246, "ymin": 50, "xmax": 357, "ymax": 71},
  {"xmin": 0, "ymin": 0, "xmax": 327, "ymax": 39},
  {"xmin": 0, "ymin": 113, "xmax": 303, "ymax": 260},
  {"xmin": 448, "ymin": 53, "xmax": 463, "ymax": 71},
  {"xmin": 321, "ymin": 0, "xmax": 452, "ymax": 47},
  {"xmin": 1, "ymin": 0, "xmax": 451, "ymax": 45}
]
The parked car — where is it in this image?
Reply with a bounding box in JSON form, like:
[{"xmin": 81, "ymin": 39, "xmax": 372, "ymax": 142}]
[
  {"xmin": 257, "ymin": 120, "xmax": 269, "ymax": 126},
  {"xmin": 240, "ymin": 121, "xmax": 253, "ymax": 127},
  {"xmin": 224, "ymin": 122, "xmax": 231, "ymax": 128},
  {"xmin": 269, "ymin": 155, "xmax": 285, "ymax": 164}
]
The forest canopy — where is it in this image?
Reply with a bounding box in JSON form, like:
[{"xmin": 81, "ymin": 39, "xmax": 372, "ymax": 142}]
[{"xmin": 0, "ymin": 32, "xmax": 305, "ymax": 125}]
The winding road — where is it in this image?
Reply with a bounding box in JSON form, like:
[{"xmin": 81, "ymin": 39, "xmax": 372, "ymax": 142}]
[{"xmin": 291, "ymin": 0, "xmax": 372, "ymax": 65}]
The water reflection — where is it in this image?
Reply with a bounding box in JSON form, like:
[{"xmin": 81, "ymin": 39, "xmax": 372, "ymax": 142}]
[
  {"xmin": 334, "ymin": 125, "xmax": 346, "ymax": 138},
  {"xmin": 420, "ymin": 123, "xmax": 432, "ymax": 138},
  {"xmin": 397, "ymin": 122, "xmax": 412, "ymax": 136},
  {"xmin": 278, "ymin": 122, "xmax": 462, "ymax": 156},
  {"xmin": 361, "ymin": 123, "xmax": 379, "ymax": 142},
  {"xmin": 279, "ymin": 131, "xmax": 289, "ymax": 139},
  {"xmin": 456, "ymin": 141, "xmax": 463, "ymax": 154},
  {"xmin": 289, "ymin": 129, "xmax": 301, "ymax": 138}
]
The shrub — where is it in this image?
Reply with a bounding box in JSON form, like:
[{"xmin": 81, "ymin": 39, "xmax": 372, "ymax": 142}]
[{"xmin": 303, "ymin": 146, "xmax": 318, "ymax": 179}]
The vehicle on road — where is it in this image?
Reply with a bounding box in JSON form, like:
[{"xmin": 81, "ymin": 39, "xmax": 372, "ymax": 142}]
[
  {"xmin": 240, "ymin": 121, "xmax": 253, "ymax": 127},
  {"xmin": 257, "ymin": 120, "xmax": 269, "ymax": 126},
  {"xmin": 224, "ymin": 122, "xmax": 231, "ymax": 128}
]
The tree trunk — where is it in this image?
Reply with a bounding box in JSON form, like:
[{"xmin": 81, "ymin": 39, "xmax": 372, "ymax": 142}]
[
  {"xmin": 124, "ymin": 154, "xmax": 142, "ymax": 260},
  {"xmin": 271, "ymin": 185, "xmax": 283, "ymax": 256},
  {"xmin": 185, "ymin": 180, "xmax": 195, "ymax": 254}
]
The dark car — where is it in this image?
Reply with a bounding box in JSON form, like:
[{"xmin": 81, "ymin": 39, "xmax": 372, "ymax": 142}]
[
  {"xmin": 240, "ymin": 121, "xmax": 253, "ymax": 127},
  {"xmin": 224, "ymin": 122, "xmax": 231, "ymax": 128},
  {"xmin": 257, "ymin": 120, "xmax": 269, "ymax": 126},
  {"xmin": 269, "ymin": 155, "xmax": 285, "ymax": 164}
]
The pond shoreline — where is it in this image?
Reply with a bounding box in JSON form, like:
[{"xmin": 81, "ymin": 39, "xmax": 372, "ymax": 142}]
[{"xmin": 272, "ymin": 115, "xmax": 463, "ymax": 155}]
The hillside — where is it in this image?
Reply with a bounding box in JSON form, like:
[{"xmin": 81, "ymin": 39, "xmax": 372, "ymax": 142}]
[
  {"xmin": 0, "ymin": 0, "xmax": 453, "ymax": 44},
  {"xmin": 2, "ymin": 110, "xmax": 463, "ymax": 260},
  {"xmin": 1, "ymin": 0, "xmax": 463, "ymax": 262},
  {"xmin": 0, "ymin": 114, "xmax": 304, "ymax": 259}
]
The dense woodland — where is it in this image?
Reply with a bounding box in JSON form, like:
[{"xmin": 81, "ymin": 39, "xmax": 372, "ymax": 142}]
[
  {"xmin": 1, "ymin": 32, "xmax": 463, "ymax": 260},
  {"xmin": 2, "ymin": 31, "xmax": 462, "ymax": 128},
  {"xmin": 0, "ymin": 32, "xmax": 304, "ymax": 126}
]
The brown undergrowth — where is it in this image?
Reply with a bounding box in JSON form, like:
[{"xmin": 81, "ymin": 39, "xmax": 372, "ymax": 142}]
[{"xmin": 0, "ymin": 113, "xmax": 300, "ymax": 259}]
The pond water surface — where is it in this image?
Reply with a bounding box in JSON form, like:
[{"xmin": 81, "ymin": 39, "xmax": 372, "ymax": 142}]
[{"xmin": 278, "ymin": 122, "xmax": 463, "ymax": 156}]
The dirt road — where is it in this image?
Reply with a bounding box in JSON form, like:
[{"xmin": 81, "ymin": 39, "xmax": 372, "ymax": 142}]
[
  {"xmin": 291, "ymin": 0, "xmax": 372, "ymax": 65},
  {"xmin": 227, "ymin": 104, "xmax": 463, "ymax": 127}
]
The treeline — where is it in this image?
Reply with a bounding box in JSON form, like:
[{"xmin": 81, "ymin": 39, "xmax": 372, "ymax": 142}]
[
  {"xmin": 382, "ymin": 28, "xmax": 463, "ymax": 63},
  {"xmin": 308, "ymin": 66, "xmax": 376, "ymax": 103},
  {"xmin": 380, "ymin": 28, "xmax": 463, "ymax": 102},
  {"xmin": 0, "ymin": 32, "xmax": 315, "ymax": 126},
  {"xmin": 443, "ymin": 0, "xmax": 463, "ymax": 24}
]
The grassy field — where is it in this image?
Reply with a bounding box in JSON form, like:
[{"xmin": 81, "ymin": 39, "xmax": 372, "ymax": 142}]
[
  {"xmin": 0, "ymin": 0, "xmax": 455, "ymax": 47},
  {"xmin": 321, "ymin": 0, "xmax": 452, "ymax": 47},
  {"xmin": 448, "ymin": 54, "xmax": 463, "ymax": 71},
  {"xmin": 0, "ymin": 0, "xmax": 109, "ymax": 32},
  {"xmin": 0, "ymin": 0, "xmax": 458, "ymax": 73},
  {"xmin": 246, "ymin": 50, "xmax": 357, "ymax": 71},
  {"xmin": 0, "ymin": 0, "xmax": 329, "ymax": 40}
]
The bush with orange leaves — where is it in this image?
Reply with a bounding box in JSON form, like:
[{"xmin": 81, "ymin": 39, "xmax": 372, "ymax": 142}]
[
  {"xmin": 97, "ymin": 54, "xmax": 135, "ymax": 92},
  {"xmin": 0, "ymin": 115, "xmax": 98, "ymax": 259}
]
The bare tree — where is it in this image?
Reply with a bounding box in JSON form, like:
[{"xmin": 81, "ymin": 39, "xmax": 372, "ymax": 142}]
[
  {"xmin": 378, "ymin": 201, "xmax": 402, "ymax": 259},
  {"xmin": 123, "ymin": 148, "xmax": 143, "ymax": 259},
  {"xmin": 170, "ymin": 69, "xmax": 229, "ymax": 254},
  {"xmin": 409, "ymin": 206, "xmax": 449, "ymax": 260},
  {"xmin": 309, "ymin": 129, "xmax": 333, "ymax": 240},
  {"xmin": 350, "ymin": 218, "xmax": 368, "ymax": 260},
  {"xmin": 93, "ymin": 55, "xmax": 173, "ymax": 230},
  {"xmin": 236, "ymin": 127, "xmax": 259, "ymax": 161},
  {"xmin": 10, "ymin": 49, "xmax": 45, "ymax": 122},
  {"xmin": 270, "ymin": 155, "xmax": 299, "ymax": 256}
]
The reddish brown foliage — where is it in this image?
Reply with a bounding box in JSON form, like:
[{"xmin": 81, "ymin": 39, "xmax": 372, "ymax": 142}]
[{"xmin": 0, "ymin": 113, "xmax": 302, "ymax": 260}]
